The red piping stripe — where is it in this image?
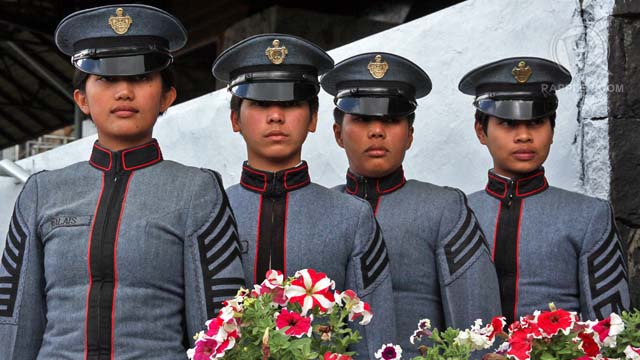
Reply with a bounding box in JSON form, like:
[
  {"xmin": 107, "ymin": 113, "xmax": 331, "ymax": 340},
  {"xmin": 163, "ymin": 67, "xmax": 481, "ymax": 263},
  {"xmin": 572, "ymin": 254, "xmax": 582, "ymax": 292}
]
[
  {"xmin": 90, "ymin": 144, "xmax": 113, "ymax": 171},
  {"xmin": 283, "ymin": 193, "xmax": 289, "ymax": 276},
  {"xmin": 253, "ymin": 194, "xmax": 263, "ymax": 284},
  {"xmin": 492, "ymin": 201, "xmax": 502, "ymax": 261},
  {"xmin": 121, "ymin": 142, "xmax": 162, "ymax": 171},
  {"xmin": 110, "ymin": 173, "xmax": 134, "ymax": 360},
  {"xmin": 346, "ymin": 172, "xmax": 358, "ymax": 195},
  {"xmin": 241, "ymin": 166, "xmax": 268, "ymax": 192},
  {"xmin": 486, "ymin": 173, "xmax": 508, "ymax": 199},
  {"xmin": 374, "ymin": 197, "xmax": 381, "ymax": 216},
  {"xmin": 515, "ymin": 172, "xmax": 547, "ymax": 197},
  {"xmin": 84, "ymin": 173, "xmax": 105, "ymax": 360},
  {"xmin": 513, "ymin": 199, "xmax": 524, "ymax": 320},
  {"xmin": 376, "ymin": 177, "xmax": 406, "ymax": 194},
  {"xmin": 283, "ymin": 164, "xmax": 310, "ymax": 190}
]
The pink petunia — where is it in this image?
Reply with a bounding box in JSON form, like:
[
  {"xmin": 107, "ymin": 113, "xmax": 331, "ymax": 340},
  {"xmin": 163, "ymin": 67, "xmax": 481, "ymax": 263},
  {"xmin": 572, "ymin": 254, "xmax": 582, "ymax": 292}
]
[
  {"xmin": 285, "ymin": 269, "xmax": 335, "ymax": 315},
  {"xmin": 252, "ymin": 270, "xmax": 286, "ymax": 302},
  {"xmin": 275, "ymin": 308, "xmax": 313, "ymax": 338},
  {"xmin": 189, "ymin": 331, "xmax": 236, "ymax": 359}
]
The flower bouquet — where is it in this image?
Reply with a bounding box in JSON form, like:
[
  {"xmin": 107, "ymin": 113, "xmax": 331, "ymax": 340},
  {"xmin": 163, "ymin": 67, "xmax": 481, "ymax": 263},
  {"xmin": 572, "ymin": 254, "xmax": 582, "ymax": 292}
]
[
  {"xmin": 375, "ymin": 316, "xmax": 504, "ymax": 360},
  {"xmin": 484, "ymin": 305, "xmax": 640, "ymax": 360},
  {"xmin": 187, "ymin": 269, "xmax": 373, "ymax": 360}
]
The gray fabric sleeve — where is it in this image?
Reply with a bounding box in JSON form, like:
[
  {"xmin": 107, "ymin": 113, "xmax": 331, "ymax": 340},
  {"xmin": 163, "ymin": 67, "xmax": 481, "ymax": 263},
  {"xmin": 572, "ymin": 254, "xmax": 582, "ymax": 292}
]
[
  {"xmin": 346, "ymin": 202, "xmax": 396, "ymax": 360},
  {"xmin": 183, "ymin": 169, "xmax": 245, "ymax": 344},
  {"xmin": 0, "ymin": 174, "xmax": 46, "ymax": 360},
  {"xmin": 579, "ymin": 199, "xmax": 630, "ymax": 320},
  {"xmin": 437, "ymin": 188, "xmax": 502, "ymax": 329}
]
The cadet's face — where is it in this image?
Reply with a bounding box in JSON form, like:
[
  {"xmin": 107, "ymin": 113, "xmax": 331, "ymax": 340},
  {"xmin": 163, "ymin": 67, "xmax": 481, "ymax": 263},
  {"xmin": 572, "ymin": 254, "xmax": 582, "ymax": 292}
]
[
  {"xmin": 74, "ymin": 73, "xmax": 176, "ymax": 151},
  {"xmin": 334, "ymin": 113, "xmax": 413, "ymax": 178},
  {"xmin": 231, "ymin": 100, "xmax": 317, "ymax": 172},
  {"xmin": 475, "ymin": 116, "xmax": 553, "ymax": 178}
]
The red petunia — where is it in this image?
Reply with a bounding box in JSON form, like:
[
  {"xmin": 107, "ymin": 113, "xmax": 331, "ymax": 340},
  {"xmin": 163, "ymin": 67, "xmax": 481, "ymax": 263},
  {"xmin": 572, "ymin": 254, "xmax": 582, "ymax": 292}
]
[
  {"xmin": 489, "ymin": 316, "xmax": 507, "ymax": 340},
  {"xmin": 578, "ymin": 332, "xmax": 600, "ymax": 357},
  {"xmin": 536, "ymin": 309, "xmax": 576, "ymax": 336},
  {"xmin": 337, "ymin": 289, "xmax": 373, "ymax": 325},
  {"xmin": 324, "ymin": 352, "xmax": 353, "ymax": 360},
  {"xmin": 275, "ymin": 308, "xmax": 313, "ymax": 338},
  {"xmin": 506, "ymin": 325, "xmax": 539, "ymax": 360}
]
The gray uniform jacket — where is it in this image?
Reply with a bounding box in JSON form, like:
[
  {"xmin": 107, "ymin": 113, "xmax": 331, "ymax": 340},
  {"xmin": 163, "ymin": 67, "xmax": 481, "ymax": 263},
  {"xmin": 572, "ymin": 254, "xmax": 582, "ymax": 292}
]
[
  {"xmin": 226, "ymin": 161, "xmax": 396, "ymax": 359},
  {"xmin": 0, "ymin": 140, "xmax": 245, "ymax": 360},
  {"xmin": 336, "ymin": 167, "xmax": 502, "ymax": 358},
  {"xmin": 468, "ymin": 169, "xmax": 630, "ymax": 323}
]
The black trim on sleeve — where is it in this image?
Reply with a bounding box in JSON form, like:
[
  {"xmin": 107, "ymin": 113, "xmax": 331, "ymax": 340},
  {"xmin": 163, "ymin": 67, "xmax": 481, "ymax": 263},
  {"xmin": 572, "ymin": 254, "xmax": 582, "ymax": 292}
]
[
  {"xmin": 588, "ymin": 211, "xmax": 628, "ymax": 319},
  {"xmin": 360, "ymin": 223, "xmax": 390, "ymax": 289},
  {"xmin": 0, "ymin": 210, "xmax": 27, "ymax": 318},
  {"xmin": 197, "ymin": 173, "xmax": 243, "ymax": 317}
]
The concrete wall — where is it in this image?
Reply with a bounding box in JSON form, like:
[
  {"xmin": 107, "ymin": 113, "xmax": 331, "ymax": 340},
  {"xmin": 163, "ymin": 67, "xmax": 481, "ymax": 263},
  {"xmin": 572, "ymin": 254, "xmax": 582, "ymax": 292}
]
[{"xmin": 0, "ymin": 0, "xmax": 610, "ymax": 249}]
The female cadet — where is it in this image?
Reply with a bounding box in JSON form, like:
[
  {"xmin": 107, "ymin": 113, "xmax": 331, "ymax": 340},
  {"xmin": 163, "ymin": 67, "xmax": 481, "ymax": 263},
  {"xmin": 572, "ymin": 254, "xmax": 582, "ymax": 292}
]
[
  {"xmin": 212, "ymin": 34, "xmax": 396, "ymax": 359},
  {"xmin": 459, "ymin": 57, "xmax": 629, "ymax": 323},
  {"xmin": 323, "ymin": 53, "xmax": 501, "ymax": 358},
  {"xmin": 0, "ymin": 5, "xmax": 244, "ymax": 359}
]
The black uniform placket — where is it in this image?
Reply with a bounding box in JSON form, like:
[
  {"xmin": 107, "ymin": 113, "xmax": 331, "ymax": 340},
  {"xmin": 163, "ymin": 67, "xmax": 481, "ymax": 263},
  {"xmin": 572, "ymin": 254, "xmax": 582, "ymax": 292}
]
[
  {"xmin": 86, "ymin": 156, "xmax": 132, "ymax": 360},
  {"xmin": 492, "ymin": 179, "xmax": 522, "ymax": 325},
  {"xmin": 345, "ymin": 167, "xmax": 406, "ymax": 214},
  {"xmin": 240, "ymin": 162, "xmax": 311, "ymax": 284},
  {"xmin": 486, "ymin": 170, "xmax": 548, "ymax": 325},
  {"xmin": 255, "ymin": 191, "xmax": 287, "ymax": 284}
]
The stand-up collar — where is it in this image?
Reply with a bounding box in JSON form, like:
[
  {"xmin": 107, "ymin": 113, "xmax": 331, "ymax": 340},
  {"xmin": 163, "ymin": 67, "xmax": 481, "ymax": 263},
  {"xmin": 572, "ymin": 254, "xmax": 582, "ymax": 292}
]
[
  {"xmin": 485, "ymin": 168, "xmax": 548, "ymax": 203},
  {"xmin": 89, "ymin": 139, "xmax": 163, "ymax": 173},
  {"xmin": 240, "ymin": 161, "xmax": 311, "ymax": 197},
  {"xmin": 345, "ymin": 166, "xmax": 406, "ymax": 199}
]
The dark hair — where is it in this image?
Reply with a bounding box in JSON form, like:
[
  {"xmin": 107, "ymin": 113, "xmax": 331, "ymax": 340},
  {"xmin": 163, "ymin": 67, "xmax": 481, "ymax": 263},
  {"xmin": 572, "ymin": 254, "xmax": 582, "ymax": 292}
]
[
  {"xmin": 474, "ymin": 110, "xmax": 556, "ymax": 134},
  {"xmin": 73, "ymin": 67, "xmax": 176, "ymax": 93},
  {"xmin": 333, "ymin": 107, "xmax": 415, "ymax": 127},
  {"xmin": 229, "ymin": 94, "xmax": 319, "ymax": 114}
]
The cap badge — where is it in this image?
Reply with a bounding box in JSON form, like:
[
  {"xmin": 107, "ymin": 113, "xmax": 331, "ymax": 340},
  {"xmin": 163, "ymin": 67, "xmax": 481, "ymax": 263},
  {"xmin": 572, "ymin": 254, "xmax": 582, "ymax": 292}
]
[
  {"xmin": 265, "ymin": 39, "xmax": 288, "ymax": 64},
  {"xmin": 512, "ymin": 60, "xmax": 532, "ymax": 83},
  {"xmin": 367, "ymin": 55, "xmax": 389, "ymax": 79},
  {"xmin": 108, "ymin": 8, "xmax": 133, "ymax": 35}
]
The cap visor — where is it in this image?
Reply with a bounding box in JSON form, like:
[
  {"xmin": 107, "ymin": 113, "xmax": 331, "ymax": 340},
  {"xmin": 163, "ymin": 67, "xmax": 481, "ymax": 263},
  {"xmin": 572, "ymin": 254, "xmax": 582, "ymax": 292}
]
[
  {"xmin": 74, "ymin": 52, "xmax": 172, "ymax": 76},
  {"xmin": 475, "ymin": 98, "xmax": 558, "ymax": 120},
  {"xmin": 335, "ymin": 96, "xmax": 416, "ymax": 117},
  {"xmin": 230, "ymin": 82, "xmax": 318, "ymax": 101}
]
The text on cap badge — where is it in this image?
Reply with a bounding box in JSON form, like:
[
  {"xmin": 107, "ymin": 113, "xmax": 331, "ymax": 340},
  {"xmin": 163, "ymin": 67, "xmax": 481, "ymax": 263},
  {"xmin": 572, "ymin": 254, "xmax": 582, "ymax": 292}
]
[
  {"xmin": 368, "ymin": 55, "xmax": 389, "ymax": 79},
  {"xmin": 512, "ymin": 61, "xmax": 532, "ymax": 83},
  {"xmin": 109, "ymin": 8, "xmax": 133, "ymax": 35},
  {"xmin": 265, "ymin": 39, "xmax": 288, "ymax": 64}
]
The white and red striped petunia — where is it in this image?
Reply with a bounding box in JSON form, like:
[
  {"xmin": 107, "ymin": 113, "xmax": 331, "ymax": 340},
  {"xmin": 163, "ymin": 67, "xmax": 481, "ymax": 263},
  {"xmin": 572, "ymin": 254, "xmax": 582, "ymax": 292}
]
[{"xmin": 285, "ymin": 269, "xmax": 335, "ymax": 315}]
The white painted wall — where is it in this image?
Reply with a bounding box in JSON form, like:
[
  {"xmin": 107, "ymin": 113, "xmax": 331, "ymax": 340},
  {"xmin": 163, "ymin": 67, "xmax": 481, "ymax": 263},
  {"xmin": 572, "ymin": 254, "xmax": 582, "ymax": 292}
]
[{"xmin": 0, "ymin": 0, "xmax": 612, "ymax": 247}]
